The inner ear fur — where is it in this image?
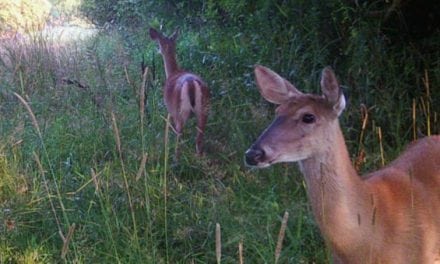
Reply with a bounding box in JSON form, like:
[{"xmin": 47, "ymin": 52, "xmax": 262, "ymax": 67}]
[
  {"xmin": 254, "ymin": 65, "xmax": 303, "ymax": 105},
  {"xmin": 320, "ymin": 67, "xmax": 345, "ymax": 115}
]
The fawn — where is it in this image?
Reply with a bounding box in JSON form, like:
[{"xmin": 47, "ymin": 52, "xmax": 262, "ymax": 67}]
[{"xmin": 150, "ymin": 27, "xmax": 209, "ymax": 157}]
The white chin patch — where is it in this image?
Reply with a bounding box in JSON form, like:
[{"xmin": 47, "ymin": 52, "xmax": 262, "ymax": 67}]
[
  {"xmin": 277, "ymin": 153, "xmax": 307, "ymax": 163},
  {"xmin": 245, "ymin": 161, "xmax": 271, "ymax": 169},
  {"xmin": 256, "ymin": 162, "xmax": 272, "ymax": 168}
]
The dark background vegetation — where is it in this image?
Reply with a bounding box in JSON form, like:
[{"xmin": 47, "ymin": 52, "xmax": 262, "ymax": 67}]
[
  {"xmin": 80, "ymin": 0, "xmax": 439, "ymax": 150},
  {"xmin": 0, "ymin": 0, "xmax": 439, "ymax": 263}
]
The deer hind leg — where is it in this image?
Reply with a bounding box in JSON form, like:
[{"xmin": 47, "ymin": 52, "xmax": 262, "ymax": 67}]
[
  {"xmin": 173, "ymin": 109, "xmax": 192, "ymax": 159},
  {"xmin": 195, "ymin": 111, "xmax": 207, "ymax": 155},
  {"xmin": 195, "ymin": 94, "xmax": 209, "ymax": 155}
]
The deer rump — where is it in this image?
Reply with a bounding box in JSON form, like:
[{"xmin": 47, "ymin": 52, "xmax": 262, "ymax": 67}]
[{"xmin": 165, "ymin": 73, "xmax": 208, "ymax": 127}]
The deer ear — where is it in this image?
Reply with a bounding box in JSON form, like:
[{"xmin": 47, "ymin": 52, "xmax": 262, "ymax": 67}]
[
  {"xmin": 170, "ymin": 28, "xmax": 179, "ymax": 41},
  {"xmin": 254, "ymin": 65, "xmax": 303, "ymax": 104},
  {"xmin": 320, "ymin": 67, "xmax": 345, "ymax": 116}
]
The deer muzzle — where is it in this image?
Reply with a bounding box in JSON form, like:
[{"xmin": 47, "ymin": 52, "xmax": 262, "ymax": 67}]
[{"xmin": 245, "ymin": 147, "xmax": 266, "ymax": 167}]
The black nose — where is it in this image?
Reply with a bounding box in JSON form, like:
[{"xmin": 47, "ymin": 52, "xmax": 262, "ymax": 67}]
[{"xmin": 245, "ymin": 148, "xmax": 265, "ymax": 166}]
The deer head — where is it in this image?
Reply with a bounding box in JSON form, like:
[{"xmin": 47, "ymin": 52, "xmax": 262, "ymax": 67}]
[
  {"xmin": 149, "ymin": 27, "xmax": 179, "ymax": 56},
  {"xmin": 245, "ymin": 65, "xmax": 346, "ymax": 167}
]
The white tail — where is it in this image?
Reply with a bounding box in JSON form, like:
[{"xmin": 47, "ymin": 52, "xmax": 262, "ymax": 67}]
[
  {"xmin": 149, "ymin": 27, "xmax": 209, "ymax": 156},
  {"xmin": 245, "ymin": 65, "xmax": 440, "ymax": 263}
]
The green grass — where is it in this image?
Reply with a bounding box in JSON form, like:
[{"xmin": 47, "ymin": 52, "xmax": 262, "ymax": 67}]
[
  {"xmin": 0, "ymin": 3, "xmax": 439, "ymax": 263},
  {"xmin": 0, "ymin": 30, "xmax": 328, "ymax": 263}
]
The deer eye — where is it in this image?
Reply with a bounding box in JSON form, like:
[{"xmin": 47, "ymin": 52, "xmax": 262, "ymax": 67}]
[{"xmin": 302, "ymin": 113, "xmax": 316, "ymax": 124}]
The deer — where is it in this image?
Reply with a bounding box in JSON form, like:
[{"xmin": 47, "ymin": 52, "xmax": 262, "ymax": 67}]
[
  {"xmin": 245, "ymin": 65, "xmax": 440, "ymax": 263},
  {"xmin": 149, "ymin": 27, "xmax": 210, "ymax": 157}
]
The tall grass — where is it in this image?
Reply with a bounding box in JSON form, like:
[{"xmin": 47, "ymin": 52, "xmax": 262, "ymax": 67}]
[{"xmin": 0, "ymin": 2, "xmax": 439, "ymax": 263}]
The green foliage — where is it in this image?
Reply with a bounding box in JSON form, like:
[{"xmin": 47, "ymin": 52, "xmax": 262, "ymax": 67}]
[{"xmin": 0, "ymin": 0, "xmax": 439, "ymax": 263}]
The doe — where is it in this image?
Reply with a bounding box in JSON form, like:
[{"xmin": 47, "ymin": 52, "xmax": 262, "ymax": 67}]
[
  {"xmin": 245, "ymin": 65, "xmax": 440, "ymax": 263},
  {"xmin": 150, "ymin": 27, "xmax": 210, "ymax": 156}
]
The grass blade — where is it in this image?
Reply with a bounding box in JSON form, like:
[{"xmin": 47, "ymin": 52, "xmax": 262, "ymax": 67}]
[{"xmin": 275, "ymin": 211, "xmax": 289, "ymax": 263}]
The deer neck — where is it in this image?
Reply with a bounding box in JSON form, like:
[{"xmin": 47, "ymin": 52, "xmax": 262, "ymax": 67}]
[
  {"xmin": 161, "ymin": 50, "xmax": 180, "ymax": 78},
  {"xmin": 298, "ymin": 120, "xmax": 370, "ymax": 246}
]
